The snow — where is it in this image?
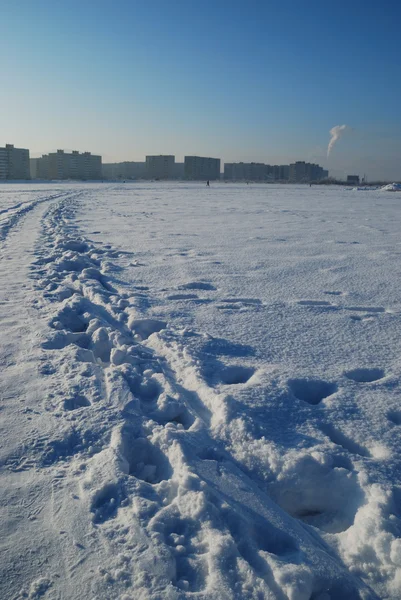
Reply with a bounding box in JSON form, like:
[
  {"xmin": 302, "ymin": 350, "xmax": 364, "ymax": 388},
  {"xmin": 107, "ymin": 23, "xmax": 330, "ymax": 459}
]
[
  {"xmin": 1, "ymin": 181, "xmax": 401, "ymax": 599},
  {"xmin": 381, "ymin": 183, "xmax": 401, "ymax": 192}
]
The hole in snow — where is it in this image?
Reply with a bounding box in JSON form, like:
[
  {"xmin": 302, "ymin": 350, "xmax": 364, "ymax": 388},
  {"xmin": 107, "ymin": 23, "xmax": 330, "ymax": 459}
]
[
  {"xmin": 120, "ymin": 432, "xmax": 172, "ymax": 484},
  {"xmin": 179, "ymin": 281, "xmax": 216, "ymax": 291},
  {"xmin": 91, "ymin": 484, "xmax": 120, "ymax": 523},
  {"xmin": 344, "ymin": 367, "xmax": 385, "ymax": 383},
  {"xmin": 387, "ymin": 411, "xmax": 401, "ymax": 426},
  {"xmin": 288, "ymin": 378, "xmax": 337, "ymax": 405},
  {"xmin": 63, "ymin": 395, "xmax": 91, "ymax": 411},
  {"xmin": 271, "ymin": 462, "xmax": 364, "ymax": 534},
  {"xmin": 219, "ymin": 365, "xmax": 255, "ymax": 385}
]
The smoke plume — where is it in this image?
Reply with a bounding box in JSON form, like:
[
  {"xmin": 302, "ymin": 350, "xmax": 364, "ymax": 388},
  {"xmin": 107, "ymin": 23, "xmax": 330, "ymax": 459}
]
[{"xmin": 327, "ymin": 125, "xmax": 349, "ymax": 157}]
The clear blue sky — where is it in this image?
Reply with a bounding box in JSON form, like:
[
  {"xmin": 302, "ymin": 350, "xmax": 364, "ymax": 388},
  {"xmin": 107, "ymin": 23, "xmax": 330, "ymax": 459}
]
[{"xmin": 1, "ymin": 0, "xmax": 401, "ymax": 179}]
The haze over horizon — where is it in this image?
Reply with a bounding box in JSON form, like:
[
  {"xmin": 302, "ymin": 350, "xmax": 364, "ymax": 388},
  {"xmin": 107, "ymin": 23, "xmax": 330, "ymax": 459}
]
[{"xmin": 2, "ymin": 0, "xmax": 401, "ymax": 180}]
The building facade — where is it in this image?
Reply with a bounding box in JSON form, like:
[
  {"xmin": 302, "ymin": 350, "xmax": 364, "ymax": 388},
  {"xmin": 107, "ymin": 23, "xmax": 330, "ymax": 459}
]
[
  {"xmin": 289, "ymin": 161, "xmax": 327, "ymax": 182},
  {"xmin": 102, "ymin": 162, "xmax": 146, "ymax": 180},
  {"xmin": 184, "ymin": 156, "xmax": 220, "ymax": 180},
  {"xmin": 102, "ymin": 160, "xmax": 185, "ymax": 180},
  {"xmin": 37, "ymin": 150, "xmax": 102, "ymax": 180},
  {"xmin": 224, "ymin": 162, "xmax": 266, "ymax": 181},
  {"xmin": 0, "ymin": 144, "xmax": 30, "ymax": 179},
  {"xmin": 30, "ymin": 158, "xmax": 39, "ymax": 179},
  {"xmin": 224, "ymin": 162, "xmax": 292, "ymax": 182},
  {"xmin": 145, "ymin": 155, "xmax": 175, "ymax": 179}
]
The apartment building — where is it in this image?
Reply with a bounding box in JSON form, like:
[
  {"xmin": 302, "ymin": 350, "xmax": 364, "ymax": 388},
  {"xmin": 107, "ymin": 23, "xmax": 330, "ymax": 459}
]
[
  {"xmin": 278, "ymin": 165, "xmax": 290, "ymax": 180},
  {"xmin": 145, "ymin": 155, "xmax": 175, "ymax": 179},
  {"xmin": 29, "ymin": 158, "xmax": 39, "ymax": 179},
  {"xmin": 289, "ymin": 161, "xmax": 327, "ymax": 182},
  {"xmin": 0, "ymin": 144, "xmax": 30, "ymax": 179},
  {"xmin": 0, "ymin": 148, "xmax": 7, "ymax": 179},
  {"xmin": 37, "ymin": 150, "xmax": 102, "ymax": 180},
  {"xmin": 184, "ymin": 156, "xmax": 220, "ymax": 180},
  {"xmin": 102, "ymin": 162, "xmax": 146, "ymax": 180},
  {"xmin": 224, "ymin": 162, "xmax": 266, "ymax": 181}
]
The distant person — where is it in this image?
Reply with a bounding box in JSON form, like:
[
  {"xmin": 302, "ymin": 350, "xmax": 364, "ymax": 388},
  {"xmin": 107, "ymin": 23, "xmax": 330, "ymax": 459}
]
[{"xmin": 206, "ymin": 180, "xmax": 210, "ymax": 186}]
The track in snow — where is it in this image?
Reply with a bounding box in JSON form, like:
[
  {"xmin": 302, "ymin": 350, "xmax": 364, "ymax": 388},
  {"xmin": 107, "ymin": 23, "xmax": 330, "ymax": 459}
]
[
  {"xmin": 3, "ymin": 184, "xmax": 401, "ymax": 599},
  {"xmin": 2, "ymin": 191, "xmax": 377, "ymax": 600}
]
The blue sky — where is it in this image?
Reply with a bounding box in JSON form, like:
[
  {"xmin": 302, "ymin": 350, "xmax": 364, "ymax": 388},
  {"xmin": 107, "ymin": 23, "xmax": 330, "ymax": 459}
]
[{"xmin": 1, "ymin": 0, "xmax": 401, "ymax": 179}]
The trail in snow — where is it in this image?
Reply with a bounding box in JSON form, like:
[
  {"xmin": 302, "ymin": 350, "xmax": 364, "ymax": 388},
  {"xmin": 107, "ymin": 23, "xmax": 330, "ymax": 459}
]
[
  {"xmin": 0, "ymin": 188, "xmax": 72, "ymax": 240},
  {"xmin": 1, "ymin": 183, "xmax": 401, "ymax": 599}
]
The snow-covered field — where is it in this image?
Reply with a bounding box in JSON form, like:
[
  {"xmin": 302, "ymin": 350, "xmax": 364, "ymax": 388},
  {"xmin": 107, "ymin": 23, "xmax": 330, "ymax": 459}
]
[{"xmin": 1, "ymin": 182, "xmax": 401, "ymax": 600}]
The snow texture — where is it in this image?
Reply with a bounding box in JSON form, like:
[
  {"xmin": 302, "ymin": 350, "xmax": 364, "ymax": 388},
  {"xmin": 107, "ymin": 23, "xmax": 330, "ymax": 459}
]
[
  {"xmin": 1, "ymin": 181, "xmax": 401, "ymax": 599},
  {"xmin": 380, "ymin": 183, "xmax": 401, "ymax": 192}
]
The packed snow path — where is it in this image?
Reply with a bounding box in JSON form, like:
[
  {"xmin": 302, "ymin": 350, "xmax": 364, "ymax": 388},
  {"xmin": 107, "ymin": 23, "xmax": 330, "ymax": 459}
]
[{"xmin": 1, "ymin": 183, "xmax": 401, "ymax": 600}]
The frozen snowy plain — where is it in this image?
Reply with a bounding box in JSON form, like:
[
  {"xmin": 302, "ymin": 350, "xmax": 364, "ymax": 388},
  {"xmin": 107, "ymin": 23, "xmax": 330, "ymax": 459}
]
[{"xmin": 1, "ymin": 182, "xmax": 401, "ymax": 600}]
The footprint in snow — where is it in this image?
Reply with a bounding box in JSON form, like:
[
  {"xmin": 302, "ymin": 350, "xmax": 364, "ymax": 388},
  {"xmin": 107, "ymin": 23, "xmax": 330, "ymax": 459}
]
[
  {"xmin": 349, "ymin": 314, "xmax": 378, "ymax": 322},
  {"xmin": 219, "ymin": 365, "xmax": 255, "ymax": 385},
  {"xmin": 128, "ymin": 318, "xmax": 167, "ymax": 340},
  {"xmin": 205, "ymin": 363, "xmax": 255, "ymax": 386},
  {"xmin": 344, "ymin": 367, "xmax": 385, "ymax": 383},
  {"xmin": 288, "ymin": 378, "xmax": 337, "ymax": 405},
  {"xmin": 344, "ymin": 305, "xmax": 386, "ymax": 313},
  {"xmin": 216, "ymin": 298, "xmax": 263, "ymax": 311},
  {"xmin": 119, "ymin": 429, "xmax": 173, "ymax": 484},
  {"xmin": 271, "ymin": 460, "xmax": 364, "ymax": 534},
  {"xmin": 167, "ymin": 293, "xmax": 199, "ymax": 300},
  {"xmin": 179, "ymin": 281, "xmax": 216, "ymax": 291},
  {"xmin": 91, "ymin": 483, "xmax": 122, "ymax": 524},
  {"xmin": 63, "ymin": 395, "xmax": 91, "ymax": 411},
  {"xmin": 297, "ymin": 300, "xmax": 337, "ymax": 308},
  {"xmin": 387, "ymin": 411, "xmax": 401, "ymax": 426},
  {"xmin": 151, "ymin": 511, "xmax": 209, "ymax": 592}
]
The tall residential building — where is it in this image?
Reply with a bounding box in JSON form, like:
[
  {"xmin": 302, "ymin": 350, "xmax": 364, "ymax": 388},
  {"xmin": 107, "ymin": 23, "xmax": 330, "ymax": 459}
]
[
  {"xmin": 0, "ymin": 148, "xmax": 7, "ymax": 179},
  {"xmin": 102, "ymin": 160, "xmax": 185, "ymax": 180},
  {"xmin": 184, "ymin": 156, "xmax": 220, "ymax": 180},
  {"xmin": 224, "ymin": 162, "xmax": 267, "ymax": 181},
  {"xmin": 30, "ymin": 158, "xmax": 39, "ymax": 179},
  {"xmin": 289, "ymin": 161, "xmax": 327, "ymax": 182},
  {"xmin": 224, "ymin": 162, "xmax": 291, "ymax": 182},
  {"xmin": 0, "ymin": 144, "xmax": 30, "ymax": 179},
  {"xmin": 173, "ymin": 162, "xmax": 185, "ymax": 179},
  {"xmin": 145, "ymin": 155, "xmax": 175, "ymax": 179},
  {"xmin": 37, "ymin": 150, "xmax": 102, "ymax": 180},
  {"xmin": 289, "ymin": 161, "xmax": 306, "ymax": 182},
  {"xmin": 102, "ymin": 161, "xmax": 146, "ymax": 180},
  {"xmin": 278, "ymin": 165, "xmax": 290, "ymax": 181}
]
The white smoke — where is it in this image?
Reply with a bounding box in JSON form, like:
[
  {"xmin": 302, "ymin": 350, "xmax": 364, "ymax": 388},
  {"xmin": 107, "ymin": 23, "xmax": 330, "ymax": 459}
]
[{"xmin": 327, "ymin": 125, "xmax": 349, "ymax": 157}]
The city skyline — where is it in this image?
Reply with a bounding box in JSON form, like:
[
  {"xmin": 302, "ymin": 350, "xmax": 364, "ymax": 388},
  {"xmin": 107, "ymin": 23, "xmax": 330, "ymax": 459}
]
[
  {"xmin": 27, "ymin": 147, "xmax": 330, "ymax": 182},
  {"xmin": 2, "ymin": 1, "xmax": 401, "ymax": 181}
]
